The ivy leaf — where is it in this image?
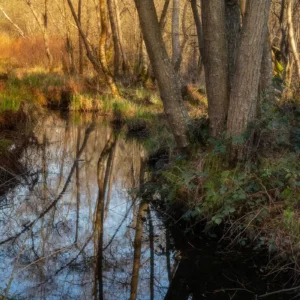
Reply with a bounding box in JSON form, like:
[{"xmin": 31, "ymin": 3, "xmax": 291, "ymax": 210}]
[{"xmin": 214, "ymin": 217, "xmax": 222, "ymax": 225}]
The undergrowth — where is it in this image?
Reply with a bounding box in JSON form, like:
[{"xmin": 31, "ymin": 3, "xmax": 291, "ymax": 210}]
[{"xmin": 148, "ymin": 95, "xmax": 300, "ymax": 263}]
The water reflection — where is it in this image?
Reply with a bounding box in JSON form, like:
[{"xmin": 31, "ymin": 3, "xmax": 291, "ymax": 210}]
[{"xmin": 0, "ymin": 113, "xmax": 170, "ymax": 299}]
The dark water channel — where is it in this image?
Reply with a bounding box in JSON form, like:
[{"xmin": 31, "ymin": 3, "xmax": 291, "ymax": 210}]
[{"xmin": 0, "ymin": 113, "xmax": 295, "ymax": 300}]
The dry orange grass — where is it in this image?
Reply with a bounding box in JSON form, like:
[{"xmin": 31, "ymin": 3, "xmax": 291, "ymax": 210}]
[{"xmin": 0, "ymin": 34, "xmax": 66, "ymax": 69}]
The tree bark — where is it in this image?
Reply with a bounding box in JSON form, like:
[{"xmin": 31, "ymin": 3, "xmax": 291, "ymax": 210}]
[
  {"xmin": 78, "ymin": 0, "xmax": 84, "ymax": 74},
  {"xmin": 134, "ymin": 0, "xmax": 190, "ymax": 151},
  {"xmin": 287, "ymin": 0, "xmax": 300, "ymax": 81},
  {"xmin": 259, "ymin": 30, "xmax": 273, "ymax": 97},
  {"xmin": 159, "ymin": 0, "xmax": 171, "ymax": 31},
  {"xmin": 227, "ymin": 0, "xmax": 272, "ymax": 139},
  {"xmin": 201, "ymin": 0, "xmax": 229, "ymax": 138},
  {"xmin": 62, "ymin": 0, "xmax": 75, "ymax": 74},
  {"xmin": 114, "ymin": 0, "xmax": 131, "ymax": 73},
  {"xmin": 0, "ymin": 6, "xmax": 26, "ymax": 38},
  {"xmin": 225, "ymin": 0, "xmax": 241, "ymax": 86},
  {"xmin": 257, "ymin": 29, "xmax": 273, "ymax": 118},
  {"xmin": 239, "ymin": 0, "xmax": 246, "ymax": 19},
  {"xmin": 107, "ymin": 0, "xmax": 121, "ymax": 76},
  {"xmin": 26, "ymin": 0, "xmax": 54, "ymax": 70},
  {"xmin": 99, "ymin": 0, "xmax": 120, "ymax": 96},
  {"xmin": 172, "ymin": 0, "xmax": 181, "ymax": 70},
  {"xmin": 67, "ymin": 0, "xmax": 102, "ymax": 72},
  {"xmin": 190, "ymin": 0, "xmax": 204, "ymax": 61}
]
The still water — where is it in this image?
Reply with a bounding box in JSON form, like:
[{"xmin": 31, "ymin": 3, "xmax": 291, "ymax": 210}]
[
  {"xmin": 0, "ymin": 113, "xmax": 169, "ymax": 299},
  {"xmin": 0, "ymin": 113, "xmax": 294, "ymax": 300}
]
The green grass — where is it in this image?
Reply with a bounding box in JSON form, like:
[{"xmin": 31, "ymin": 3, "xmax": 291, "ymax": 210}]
[
  {"xmin": 0, "ymin": 86, "xmax": 25, "ymax": 112},
  {"xmin": 9, "ymin": 72, "xmax": 66, "ymax": 90},
  {"xmin": 0, "ymin": 139, "xmax": 12, "ymax": 155}
]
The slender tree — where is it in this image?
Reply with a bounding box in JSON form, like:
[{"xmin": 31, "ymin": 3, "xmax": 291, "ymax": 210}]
[
  {"xmin": 107, "ymin": 0, "xmax": 121, "ymax": 76},
  {"xmin": 287, "ymin": 0, "xmax": 300, "ymax": 81},
  {"xmin": 99, "ymin": 0, "xmax": 120, "ymax": 96},
  {"xmin": 172, "ymin": 0, "xmax": 180, "ymax": 70},
  {"xmin": 78, "ymin": 0, "xmax": 84, "ymax": 74},
  {"xmin": 25, "ymin": 0, "xmax": 53, "ymax": 70},
  {"xmin": 134, "ymin": 0, "xmax": 190, "ymax": 151}
]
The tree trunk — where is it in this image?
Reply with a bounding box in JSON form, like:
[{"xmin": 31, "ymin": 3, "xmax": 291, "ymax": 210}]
[
  {"xmin": 62, "ymin": 0, "xmax": 75, "ymax": 74},
  {"xmin": 134, "ymin": 0, "xmax": 190, "ymax": 151},
  {"xmin": 287, "ymin": 0, "xmax": 300, "ymax": 81},
  {"xmin": 227, "ymin": 0, "xmax": 272, "ymax": 140},
  {"xmin": 43, "ymin": 0, "xmax": 53, "ymax": 70},
  {"xmin": 201, "ymin": 0, "xmax": 229, "ymax": 138},
  {"xmin": 239, "ymin": 0, "xmax": 246, "ymax": 19},
  {"xmin": 190, "ymin": 0, "xmax": 204, "ymax": 61},
  {"xmin": 78, "ymin": 0, "xmax": 84, "ymax": 74},
  {"xmin": 0, "ymin": 6, "xmax": 26, "ymax": 38},
  {"xmin": 225, "ymin": 0, "xmax": 241, "ymax": 86},
  {"xmin": 175, "ymin": 0, "xmax": 189, "ymax": 72},
  {"xmin": 67, "ymin": 0, "xmax": 102, "ymax": 72},
  {"xmin": 107, "ymin": 0, "xmax": 121, "ymax": 76},
  {"xmin": 159, "ymin": 0, "xmax": 171, "ymax": 31},
  {"xmin": 172, "ymin": 0, "xmax": 180, "ymax": 70},
  {"xmin": 279, "ymin": 0, "xmax": 289, "ymax": 79},
  {"xmin": 257, "ymin": 29, "xmax": 273, "ymax": 118},
  {"xmin": 259, "ymin": 30, "xmax": 273, "ymax": 97},
  {"xmin": 99, "ymin": 0, "xmax": 120, "ymax": 96},
  {"xmin": 114, "ymin": 0, "xmax": 131, "ymax": 74},
  {"xmin": 26, "ymin": 0, "xmax": 54, "ymax": 70}
]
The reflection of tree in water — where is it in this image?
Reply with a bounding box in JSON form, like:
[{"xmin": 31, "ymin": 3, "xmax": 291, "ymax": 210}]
[{"xmin": 0, "ymin": 114, "xmax": 171, "ymax": 299}]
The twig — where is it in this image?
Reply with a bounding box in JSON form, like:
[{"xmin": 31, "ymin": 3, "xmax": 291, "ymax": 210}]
[{"xmin": 258, "ymin": 285, "xmax": 300, "ymax": 298}]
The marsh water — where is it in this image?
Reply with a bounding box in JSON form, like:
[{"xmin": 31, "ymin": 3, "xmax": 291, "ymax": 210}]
[{"xmin": 0, "ymin": 113, "xmax": 294, "ymax": 299}]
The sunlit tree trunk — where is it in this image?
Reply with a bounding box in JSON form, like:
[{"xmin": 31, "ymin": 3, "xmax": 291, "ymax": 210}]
[
  {"xmin": 25, "ymin": 0, "xmax": 54, "ymax": 70},
  {"xmin": 190, "ymin": 0, "xmax": 204, "ymax": 63},
  {"xmin": 159, "ymin": 0, "xmax": 171, "ymax": 31},
  {"xmin": 134, "ymin": 0, "xmax": 190, "ymax": 151},
  {"xmin": 67, "ymin": 0, "xmax": 102, "ymax": 72},
  {"xmin": 239, "ymin": 0, "xmax": 246, "ymax": 19},
  {"xmin": 67, "ymin": 0, "xmax": 120, "ymax": 96},
  {"xmin": 78, "ymin": 0, "xmax": 84, "ymax": 74},
  {"xmin": 0, "ymin": 6, "xmax": 25, "ymax": 38},
  {"xmin": 175, "ymin": 0, "xmax": 189, "ymax": 72},
  {"xmin": 62, "ymin": 0, "xmax": 75, "ymax": 74},
  {"xmin": 99, "ymin": 0, "xmax": 120, "ymax": 96},
  {"xmin": 114, "ymin": 0, "xmax": 131, "ymax": 73},
  {"xmin": 287, "ymin": 0, "xmax": 300, "ymax": 81},
  {"xmin": 107, "ymin": 0, "xmax": 121, "ymax": 76},
  {"xmin": 279, "ymin": 0, "xmax": 289, "ymax": 80}
]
